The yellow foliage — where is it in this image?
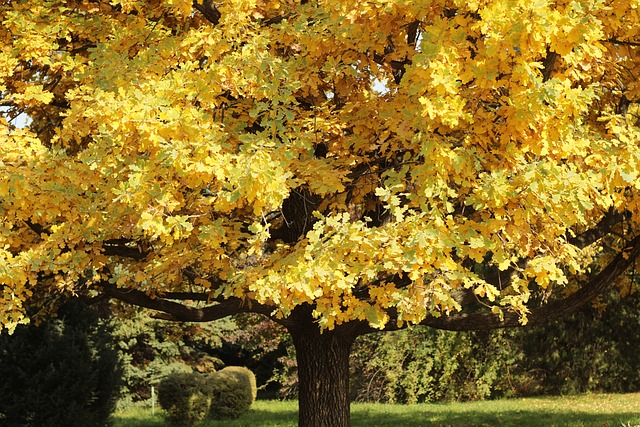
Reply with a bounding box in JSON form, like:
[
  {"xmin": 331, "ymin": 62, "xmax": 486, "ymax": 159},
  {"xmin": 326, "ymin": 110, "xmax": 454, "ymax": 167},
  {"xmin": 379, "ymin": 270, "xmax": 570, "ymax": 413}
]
[{"xmin": 1, "ymin": 0, "xmax": 639, "ymax": 330}]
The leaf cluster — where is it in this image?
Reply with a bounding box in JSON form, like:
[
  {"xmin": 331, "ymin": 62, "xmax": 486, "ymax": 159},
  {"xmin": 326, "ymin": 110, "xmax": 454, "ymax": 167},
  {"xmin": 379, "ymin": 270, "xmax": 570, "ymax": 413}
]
[{"xmin": 1, "ymin": 0, "xmax": 640, "ymax": 335}]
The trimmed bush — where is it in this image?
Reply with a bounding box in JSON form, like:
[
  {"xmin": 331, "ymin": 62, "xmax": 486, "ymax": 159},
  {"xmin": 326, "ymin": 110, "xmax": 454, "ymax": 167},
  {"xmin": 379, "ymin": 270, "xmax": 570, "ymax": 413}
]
[
  {"xmin": 223, "ymin": 366, "xmax": 258, "ymax": 401},
  {"xmin": 157, "ymin": 372, "xmax": 210, "ymax": 427},
  {"xmin": 0, "ymin": 298, "xmax": 122, "ymax": 427},
  {"xmin": 205, "ymin": 366, "xmax": 256, "ymax": 420}
]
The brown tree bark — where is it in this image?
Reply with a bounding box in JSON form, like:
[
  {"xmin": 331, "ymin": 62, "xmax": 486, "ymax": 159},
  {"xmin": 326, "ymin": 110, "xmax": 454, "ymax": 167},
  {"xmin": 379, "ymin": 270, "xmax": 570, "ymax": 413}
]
[{"xmin": 288, "ymin": 313, "xmax": 359, "ymax": 427}]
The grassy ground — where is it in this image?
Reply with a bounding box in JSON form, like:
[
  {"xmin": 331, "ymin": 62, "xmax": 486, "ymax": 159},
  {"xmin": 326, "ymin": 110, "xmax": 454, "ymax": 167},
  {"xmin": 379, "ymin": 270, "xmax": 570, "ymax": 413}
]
[{"xmin": 112, "ymin": 392, "xmax": 640, "ymax": 427}]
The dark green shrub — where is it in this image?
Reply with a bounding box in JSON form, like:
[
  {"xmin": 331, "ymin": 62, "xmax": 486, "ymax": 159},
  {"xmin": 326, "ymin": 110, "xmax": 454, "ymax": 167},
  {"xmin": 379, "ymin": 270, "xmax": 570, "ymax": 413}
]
[
  {"xmin": 157, "ymin": 372, "xmax": 210, "ymax": 427},
  {"xmin": 0, "ymin": 298, "xmax": 122, "ymax": 427},
  {"xmin": 205, "ymin": 366, "xmax": 256, "ymax": 420}
]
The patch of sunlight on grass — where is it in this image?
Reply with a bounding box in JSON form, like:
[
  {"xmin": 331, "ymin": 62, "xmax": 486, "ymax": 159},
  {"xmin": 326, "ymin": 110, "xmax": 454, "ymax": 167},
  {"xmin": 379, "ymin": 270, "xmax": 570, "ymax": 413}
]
[{"xmin": 113, "ymin": 393, "xmax": 640, "ymax": 427}]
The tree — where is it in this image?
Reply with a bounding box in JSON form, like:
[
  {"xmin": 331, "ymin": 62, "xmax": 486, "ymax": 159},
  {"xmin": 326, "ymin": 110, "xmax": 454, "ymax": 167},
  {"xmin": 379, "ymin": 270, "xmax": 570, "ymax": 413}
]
[
  {"xmin": 113, "ymin": 309, "xmax": 230, "ymax": 406},
  {"xmin": 1, "ymin": 1, "xmax": 640, "ymax": 426},
  {"xmin": 0, "ymin": 299, "xmax": 122, "ymax": 427}
]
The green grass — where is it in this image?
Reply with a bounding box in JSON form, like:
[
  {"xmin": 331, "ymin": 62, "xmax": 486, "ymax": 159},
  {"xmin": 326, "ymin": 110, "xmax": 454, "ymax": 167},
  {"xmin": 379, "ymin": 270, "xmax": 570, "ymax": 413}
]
[{"xmin": 112, "ymin": 393, "xmax": 640, "ymax": 427}]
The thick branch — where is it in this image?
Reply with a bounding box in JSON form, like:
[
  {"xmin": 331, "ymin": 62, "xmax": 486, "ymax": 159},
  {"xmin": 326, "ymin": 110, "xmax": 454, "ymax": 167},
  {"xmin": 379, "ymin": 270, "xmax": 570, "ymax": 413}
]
[
  {"xmin": 541, "ymin": 48, "xmax": 558, "ymax": 82},
  {"xmin": 192, "ymin": 0, "xmax": 221, "ymax": 25},
  {"xmin": 22, "ymin": 221, "xmax": 149, "ymax": 260},
  {"xmin": 155, "ymin": 291, "xmax": 215, "ymax": 301},
  {"xmin": 410, "ymin": 234, "xmax": 640, "ymax": 331},
  {"xmin": 567, "ymin": 209, "xmax": 628, "ymax": 249},
  {"xmin": 102, "ymin": 284, "xmax": 274, "ymax": 322},
  {"xmin": 102, "ymin": 243, "xmax": 148, "ymax": 260},
  {"xmin": 602, "ymin": 38, "xmax": 640, "ymax": 47}
]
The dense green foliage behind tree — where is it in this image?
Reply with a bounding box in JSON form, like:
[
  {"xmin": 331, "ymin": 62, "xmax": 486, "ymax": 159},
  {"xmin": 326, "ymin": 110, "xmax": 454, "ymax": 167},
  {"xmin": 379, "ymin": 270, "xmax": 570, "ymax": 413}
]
[
  {"xmin": 104, "ymin": 288, "xmax": 640, "ymax": 408},
  {"xmin": 349, "ymin": 291, "xmax": 640, "ymax": 403},
  {"xmin": 113, "ymin": 312, "xmax": 287, "ymax": 405},
  {"xmin": 0, "ymin": 299, "xmax": 122, "ymax": 427},
  {"xmin": 513, "ymin": 291, "xmax": 640, "ymax": 396}
]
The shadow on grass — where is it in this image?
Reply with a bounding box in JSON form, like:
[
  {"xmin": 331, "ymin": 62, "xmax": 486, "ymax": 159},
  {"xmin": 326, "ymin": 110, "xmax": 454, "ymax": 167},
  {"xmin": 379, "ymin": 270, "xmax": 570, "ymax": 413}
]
[
  {"xmin": 352, "ymin": 408, "xmax": 640, "ymax": 427},
  {"xmin": 211, "ymin": 408, "xmax": 299, "ymax": 426},
  {"xmin": 111, "ymin": 416, "xmax": 164, "ymax": 427}
]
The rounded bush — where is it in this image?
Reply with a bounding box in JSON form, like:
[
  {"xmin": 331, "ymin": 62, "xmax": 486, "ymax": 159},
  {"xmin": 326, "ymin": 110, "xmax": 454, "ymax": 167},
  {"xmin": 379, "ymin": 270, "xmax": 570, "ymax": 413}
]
[
  {"xmin": 157, "ymin": 372, "xmax": 210, "ymax": 427},
  {"xmin": 205, "ymin": 366, "xmax": 256, "ymax": 420},
  {"xmin": 222, "ymin": 366, "xmax": 258, "ymax": 401}
]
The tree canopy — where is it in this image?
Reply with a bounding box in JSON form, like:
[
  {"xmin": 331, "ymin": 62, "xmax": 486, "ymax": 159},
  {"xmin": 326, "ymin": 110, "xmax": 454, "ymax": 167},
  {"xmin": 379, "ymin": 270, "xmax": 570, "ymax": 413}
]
[{"xmin": 2, "ymin": 1, "xmax": 640, "ymax": 425}]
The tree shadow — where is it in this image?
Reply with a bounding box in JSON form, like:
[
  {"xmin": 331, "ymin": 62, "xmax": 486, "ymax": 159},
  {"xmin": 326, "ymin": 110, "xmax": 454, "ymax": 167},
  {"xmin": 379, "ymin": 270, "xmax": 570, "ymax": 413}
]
[
  {"xmin": 111, "ymin": 414, "xmax": 165, "ymax": 427},
  {"xmin": 112, "ymin": 407, "xmax": 299, "ymax": 427}
]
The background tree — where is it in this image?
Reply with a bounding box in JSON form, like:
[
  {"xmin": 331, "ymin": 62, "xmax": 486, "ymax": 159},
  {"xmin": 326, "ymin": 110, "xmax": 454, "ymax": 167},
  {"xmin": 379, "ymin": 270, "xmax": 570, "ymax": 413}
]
[
  {"xmin": 2, "ymin": 1, "xmax": 640, "ymax": 426},
  {"xmin": 227, "ymin": 286, "xmax": 640, "ymax": 403},
  {"xmin": 0, "ymin": 298, "xmax": 122, "ymax": 427},
  {"xmin": 113, "ymin": 309, "xmax": 231, "ymax": 408}
]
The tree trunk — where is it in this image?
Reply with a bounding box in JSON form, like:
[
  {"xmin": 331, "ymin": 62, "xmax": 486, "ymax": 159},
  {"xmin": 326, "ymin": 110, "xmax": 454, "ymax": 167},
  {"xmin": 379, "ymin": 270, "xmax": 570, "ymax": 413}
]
[{"xmin": 290, "ymin": 322, "xmax": 357, "ymax": 427}]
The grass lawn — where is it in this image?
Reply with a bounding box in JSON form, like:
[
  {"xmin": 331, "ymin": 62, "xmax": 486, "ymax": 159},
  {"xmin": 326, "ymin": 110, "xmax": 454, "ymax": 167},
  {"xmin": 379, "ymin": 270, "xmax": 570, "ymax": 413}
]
[{"xmin": 112, "ymin": 392, "xmax": 640, "ymax": 427}]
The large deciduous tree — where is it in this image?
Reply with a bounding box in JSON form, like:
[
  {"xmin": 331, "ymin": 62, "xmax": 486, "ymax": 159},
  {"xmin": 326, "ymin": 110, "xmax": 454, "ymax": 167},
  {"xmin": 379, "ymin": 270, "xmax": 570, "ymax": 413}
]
[{"xmin": 2, "ymin": 1, "xmax": 640, "ymax": 425}]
